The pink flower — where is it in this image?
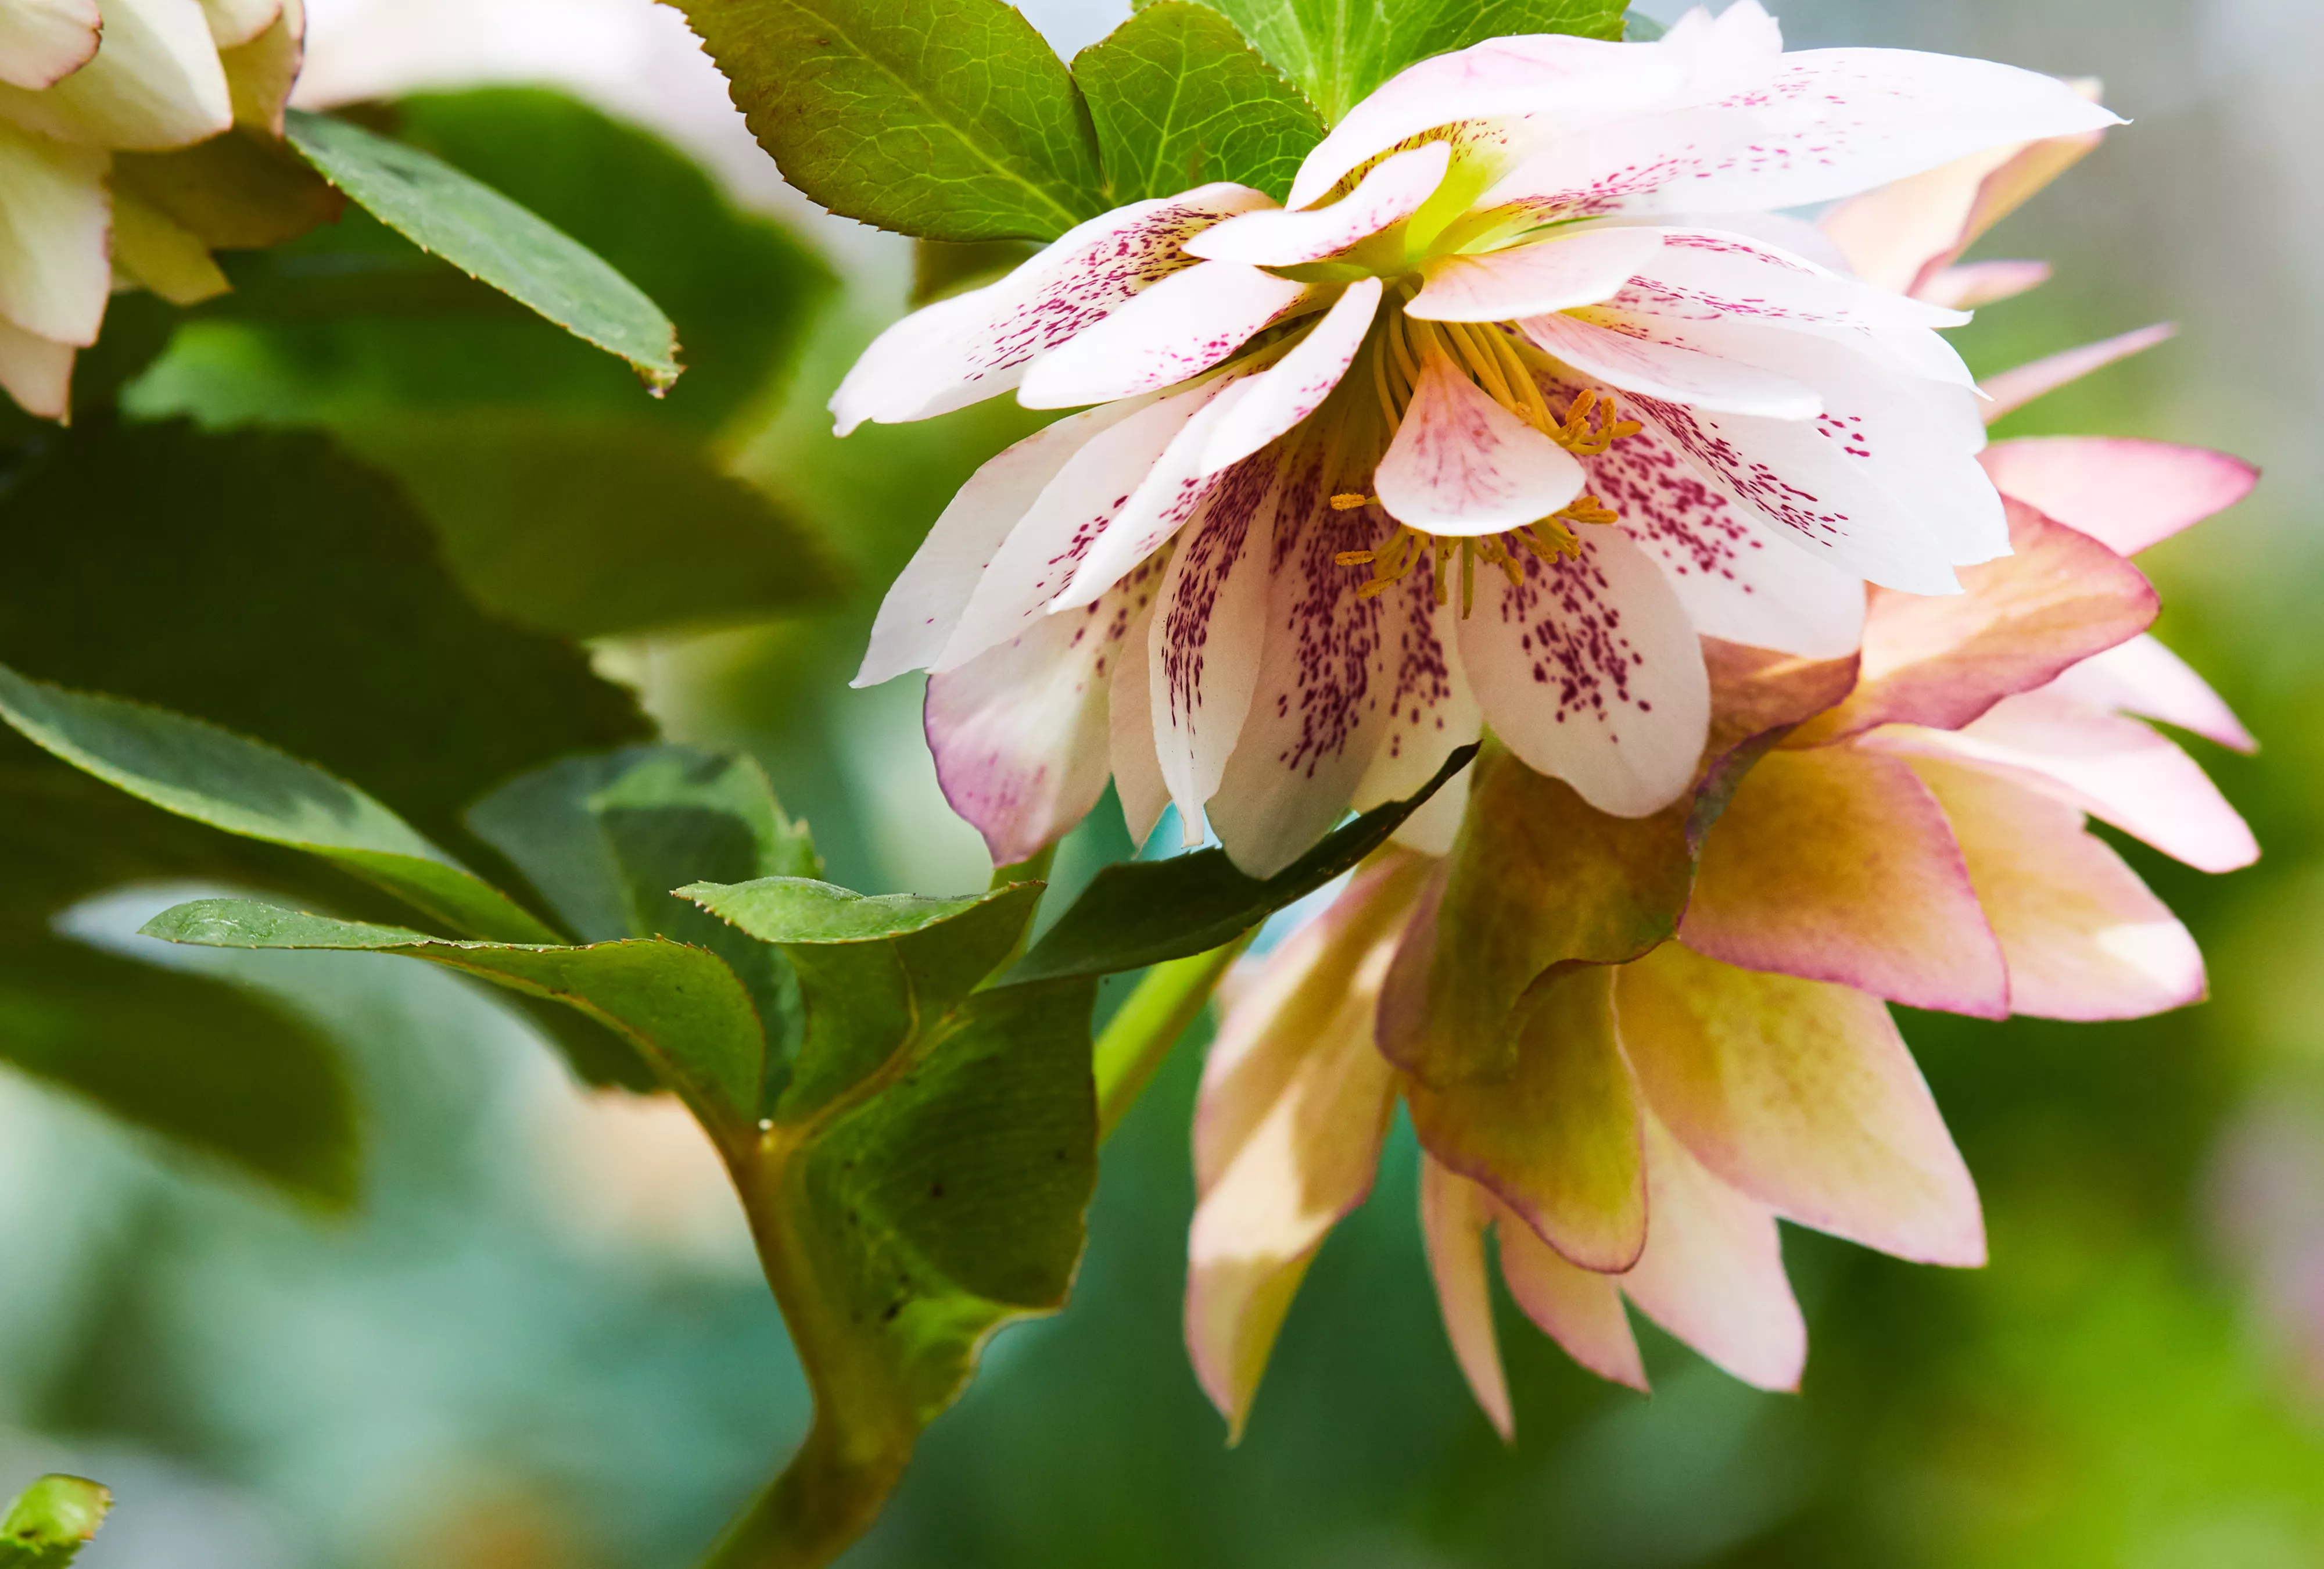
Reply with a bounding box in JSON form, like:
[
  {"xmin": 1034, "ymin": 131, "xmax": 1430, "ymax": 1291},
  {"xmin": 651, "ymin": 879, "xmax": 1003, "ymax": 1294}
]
[
  {"xmin": 840, "ymin": 3, "xmax": 2116, "ymax": 875},
  {"xmin": 1186, "ymin": 434, "xmax": 2257, "ymax": 1434}
]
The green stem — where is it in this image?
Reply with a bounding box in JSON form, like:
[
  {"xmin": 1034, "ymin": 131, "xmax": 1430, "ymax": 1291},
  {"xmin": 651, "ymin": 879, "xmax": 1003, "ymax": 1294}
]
[
  {"xmin": 1092, "ymin": 933, "xmax": 1254, "ymax": 1142},
  {"xmin": 694, "ymin": 1417, "xmax": 909, "ymax": 1569}
]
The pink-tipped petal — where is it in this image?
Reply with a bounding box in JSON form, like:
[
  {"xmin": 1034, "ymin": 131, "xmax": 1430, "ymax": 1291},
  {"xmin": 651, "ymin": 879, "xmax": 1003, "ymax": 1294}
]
[
  {"xmin": 1200, "ymin": 278, "xmax": 1382, "ymax": 477},
  {"xmin": 1457, "ymin": 525, "xmax": 1710, "ymax": 819},
  {"xmin": 1376, "ymin": 349, "xmax": 1586, "ymax": 536},
  {"xmin": 1911, "ymin": 756, "xmax": 2206, "ymax": 1021},
  {"xmin": 1588, "ymin": 409, "xmax": 1867, "ymax": 658},
  {"xmin": 0, "ymin": 0, "xmax": 232, "ymax": 149},
  {"xmin": 1617, "ymin": 941, "xmax": 1984, "ymax": 1266},
  {"xmin": 1189, "ymin": 852, "xmax": 1432, "ymax": 1436},
  {"xmin": 1795, "ymin": 499, "xmax": 2158, "ymax": 742},
  {"xmin": 0, "ymin": 0, "xmax": 100, "ymax": 90},
  {"xmin": 937, "ymin": 381, "xmax": 1222, "ymax": 671},
  {"xmin": 1864, "ymin": 692, "xmax": 2259, "ymax": 874},
  {"xmin": 1017, "ymin": 260, "xmax": 1313, "ymax": 409},
  {"xmin": 2043, "ymin": 635, "xmax": 2255, "ymax": 754},
  {"xmin": 1917, "ymin": 260, "xmax": 2052, "ymax": 309},
  {"xmin": 1979, "ymin": 436, "xmax": 2259, "ymax": 557},
  {"xmin": 926, "ymin": 563, "xmax": 1163, "ymax": 866},
  {"xmin": 1821, "ymin": 126, "xmax": 2100, "ymax": 297},
  {"xmin": 830, "ymin": 183, "xmax": 1273, "ymax": 434},
  {"xmin": 1420, "ymin": 1155, "xmax": 1516, "ymax": 1438},
  {"xmin": 857, "ymin": 401, "xmax": 1147, "ymax": 687},
  {"xmin": 1188, "ymin": 142, "xmax": 1451, "ymax": 267},
  {"xmin": 1491, "ymin": 1187, "xmax": 1649, "ymax": 1391},
  {"xmin": 1151, "ymin": 461, "xmax": 1280, "ymax": 843},
  {"xmin": 1684, "ymin": 747, "xmax": 2010, "ymax": 1017},
  {"xmin": 1407, "ymin": 226, "xmax": 1665, "ymax": 323},
  {"xmin": 1977, "ymin": 323, "xmax": 2175, "ymax": 424},
  {"xmin": 1623, "ymin": 1109, "xmax": 1806, "ymax": 1393}
]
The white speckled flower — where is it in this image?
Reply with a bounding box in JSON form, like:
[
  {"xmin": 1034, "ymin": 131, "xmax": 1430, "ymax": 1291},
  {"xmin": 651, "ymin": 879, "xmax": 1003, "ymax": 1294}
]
[
  {"xmin": 0, "ymin": 0, "xmax": 304, "ymax": 419},
  {"xmin": 838, "ymin": 1, "xmax": 2117, "ymax": 876}
]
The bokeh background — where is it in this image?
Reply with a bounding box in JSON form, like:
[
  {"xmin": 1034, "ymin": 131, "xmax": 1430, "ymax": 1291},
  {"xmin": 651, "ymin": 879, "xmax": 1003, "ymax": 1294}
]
[{"xmin": 8, "ymin": 0, "xmax": 2324, "ymax": 1563}]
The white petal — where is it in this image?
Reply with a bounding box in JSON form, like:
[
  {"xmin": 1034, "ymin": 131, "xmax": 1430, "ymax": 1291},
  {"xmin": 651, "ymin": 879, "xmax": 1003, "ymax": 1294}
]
[
  {"xmin": 1352, "ymin": 581, "xmax": 1484, "ymax": 812},
  {"xmin": 1199, "ymin": 277, "xmax": 1380, "ymax": 477},
  {"xmin": 2042, "ymin": 635, "xmax": 2254, "ymax": 754},
  {"xmin": 1620, "ymin": 227, "xmax": 1974, "ymax": 387},
  {"xmin": 926, "ymin": 563, "xmax": 1163, "ymax": 866},
  {"xmin": 1864, "ymin": 692, "xmax": 2258, "ymax": 873},
  {"xmin": 1208, "ymin": 470, "xmax": 1396, "ymax": 877},
  {"xmin": 1485, "ymin": 47, "xmax": 2119, "ymax": 219},
  {"xmin": 935, "ymin": 382, "xmax": 1224, "ymax": 672},
  {"xmin": 0, "ymin": 0, "xmax": 100, "ymax": 90},
  {"xmin": 1611, "ymin": 321, "xmax": 1999, "ymax": 592},
  {"xmin": 1286, "ymin": 34, "xmax": 1685, "ymax": 210},
  {"xmin": 1456, "ymin": 525, "xmax": 1710, "ymax": 818},
  {"xmin": 1523, "ymin": 310, "xmax": 1823, "ymax": 418},
  {"xmin": 829, "ymin": 182, "xmax": 1273, "ymax": 435},
  {"xmin": 1376, "ymin": 350, "xmax": 1584, "ymax": 536},
  {"xmin": 856, "ymin": 401, "xmax": 1147, "ymax": 687},
  {"xmin": 1017, "ymin": 260, "xmax": 1312, "ymax": 410},
  {"xmin": 1107, "ymin": 610, "xmax": 1170, "ymax": 847},
  {"xmin": 1406, "ymin": 225, "xmax": 1663, "ymax": 323},
  {"xmin": 1591, "ymin": 415, "xmax": 1867, "ymax": 657},
  {"xmin": 1977, "ymin": 323, "xmax": 2174, "ymax": 424},
  {"xmin": 1188, "ymin": 143, "xmax": 1450, "ymax": 267},
  {"xmin": 1052, "ymin": 378, "xmax": 1261, "ymax": 611},
  {"xmin": 199, "ymin": 0, "xmax": 278, "ymax": 48},
  {"xmin": 1151, "ymin": 461, "xmax": 1280, "ymax": 844},
  {"xmin": 0, "ymin": 0, "xmax": 231, "ymax": 149},
  {"xmin": 0, "ymin": 314, "xmax": 71, "ymax": 418},
  {"xmin": 0, "ymin": 122, "xmax": 106, "ymax": 346}
]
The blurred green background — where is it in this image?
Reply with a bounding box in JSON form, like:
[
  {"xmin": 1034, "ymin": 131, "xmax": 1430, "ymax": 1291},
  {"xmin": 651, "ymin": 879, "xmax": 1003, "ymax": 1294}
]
[{"xmin": 9, "ymin": 0, "xmax": 2324, "ymax": 1564}]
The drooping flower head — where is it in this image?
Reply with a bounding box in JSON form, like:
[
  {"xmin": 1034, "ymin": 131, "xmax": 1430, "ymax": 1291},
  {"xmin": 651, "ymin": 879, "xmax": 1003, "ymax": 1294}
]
[
  {"xmin": 839, "ymin": 2, "xmax": 2117, "ymax": 876},
  {"xmin": 0, "ymin": 0, "xmax": 307, "ymax": 419},
  {"xmin": 1185, "ymin": 124, "xmax": 2261, "ymax": 1434}
]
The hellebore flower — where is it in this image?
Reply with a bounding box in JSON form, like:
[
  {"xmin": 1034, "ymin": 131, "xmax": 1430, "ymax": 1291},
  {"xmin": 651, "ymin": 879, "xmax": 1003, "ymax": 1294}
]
[
  {"xmin": 1186, "ymin": 443, "xmax": 2256, "ymax": 1431},
  {"xmin": 0, "ymin": 0, "xmax": 305, "ymax": 418},
  {"xmin": 840, "ymin": 2, "xmax": 2116, "ymax": 876}
]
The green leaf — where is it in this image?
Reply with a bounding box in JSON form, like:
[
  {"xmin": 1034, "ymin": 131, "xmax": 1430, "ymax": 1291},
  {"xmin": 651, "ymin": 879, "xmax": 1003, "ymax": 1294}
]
[
  {"xmin": 1185, "ymin": 0, "xmax": 1627, "ymax": 123},
  {"xmin": 0, "ymin": 665, "xmax": 556, "ymax": 944},
  {"xmin": 0, "ymin": 1476, "xmax": 109, "ymax": 1568},
  {"xmin": 691, "ymin": 873, "xmax": 1094, "ymax": 1565},
  {"xmin": 0, "ymin": 940, "xmax": 357, "ymax": 1207},
  {"xmin": 284, "ymin": 108, "xmax": 683, "ymax": 390},
  {"xmin": 143, "ymin": 899, "xmax": 766, "ymax": 1150},
  {"xmin": 1007, "ymin": 742, "xmax": 1477, "ymax": 982},
  {"xmin": 1073, "ymin": 2, "xmax": 1325, "ymax": 203},
  {"xmin": 335, "ymin": 413, "xmax": 846, "ymax": 639},
  {"xmin": 471, "ymin": 746, "xmax": 819, "ymax": 1103},
  {"xmin": 666, "ymin": 0, "xmax": 1108, "ymax": 241},
  {"xmin": 113, "ymin": 125, "xmax": 343, "ymax": 252}
]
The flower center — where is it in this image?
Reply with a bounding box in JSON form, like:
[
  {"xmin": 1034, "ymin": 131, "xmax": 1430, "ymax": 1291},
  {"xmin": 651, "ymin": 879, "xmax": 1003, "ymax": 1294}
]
[{"xmin": 1318, "ymin": 297, "xmax": 1643, "ymax": 617}]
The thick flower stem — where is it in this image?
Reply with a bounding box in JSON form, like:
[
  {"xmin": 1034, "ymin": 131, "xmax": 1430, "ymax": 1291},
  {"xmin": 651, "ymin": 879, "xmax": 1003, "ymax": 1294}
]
[
  {"xmin": 1093, "ymin": 934, "xmax": 1254, "ymax": 1142},
  {"xmin": 698, "ymin": 1140, "xmax": 920, "ymax": 1569}
]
